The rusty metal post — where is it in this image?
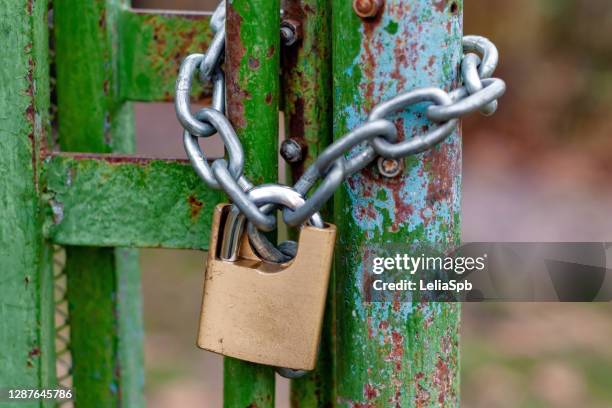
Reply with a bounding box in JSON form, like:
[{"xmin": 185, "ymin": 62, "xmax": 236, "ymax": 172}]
[
  {"xmin": 332, "ymin": 0, "xmax": 463, "ymax": 405},
  {"xmin": 279, "ymin": 0, "xmax": 335, "ymax": 405},
  {"xmin": 224, "ymin": 0, "xmax": 280, "ymax": 406}
]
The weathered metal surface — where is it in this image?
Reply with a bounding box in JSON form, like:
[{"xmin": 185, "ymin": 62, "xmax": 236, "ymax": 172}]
[
  {"xmin": 54, "ymin": 0, "xmax": 133, "ymax": 154},
  {"xmin": 53, "ymin": 0, "xmax": 145, "ymax": 405},
  {"xmin": 119, "ymin": 8, "xmax": 213, "ymax": 102},
  {"xmin": 332, "ymin": 0, "xmax": 463, "ymax": 406},
  {"xmin": 0, "ymin": 0, "xmax": 56, "ymax": 403},
  {"xmin": 279, "ymin": 0, "xmax": 335, "ymax": 406},
  {"xmin": 44, "ymin": 154, "xmax": 223, "ymax": 249},
  {"xmin": 223, "ymin": 0, "xmax": 280, "ymax": 405},
  {"xmin": 281, "ymin": 0, "xmax": 333, "ymax": 182}
]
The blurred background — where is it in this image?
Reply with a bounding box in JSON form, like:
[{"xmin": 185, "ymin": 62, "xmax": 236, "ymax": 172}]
[{"xmin": 130, "ymin": 0, "xmax": 612, "ymax": 406}]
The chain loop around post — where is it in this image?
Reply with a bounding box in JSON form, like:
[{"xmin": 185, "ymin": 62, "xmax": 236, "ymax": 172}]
[
  {"xmin": 175, "ymin": 2, "xmax": 505, "ymax": 378},
  {"xmin": 368, "ymin": 88, "xmax": 459, "ymax": 158},
  {"xmin": 175, "ymin": 1, "xmax": 505, "ymax": 251}
]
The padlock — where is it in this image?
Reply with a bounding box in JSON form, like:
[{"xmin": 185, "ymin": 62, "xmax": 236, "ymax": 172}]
[{"xmin": 197, "ymin": 203, "xmax": 336, "ymax": 370}]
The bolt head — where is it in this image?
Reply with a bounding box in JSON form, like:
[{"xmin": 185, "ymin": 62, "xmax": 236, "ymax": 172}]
[
  {"xmin": 280, "ymin": 19, "xmax": 301, "ymax": 46},
  {"xmin": 377, "ymin": 157, "xmax": 403, "ymax": 178},
  {"xmin": 280, "ymin": 139, "xmax": 303, "ymax": 163},
  {"xmin": 353, "ymin": 0, "xmax": 384, "ymax": 18}
]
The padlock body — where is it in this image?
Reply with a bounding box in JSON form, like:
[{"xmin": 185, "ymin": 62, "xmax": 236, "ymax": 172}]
[{"xmin": 197, "ymin": 204, "xmax": 336, "ymax": 370}]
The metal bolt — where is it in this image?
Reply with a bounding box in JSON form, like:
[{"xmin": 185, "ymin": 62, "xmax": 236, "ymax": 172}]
[
  {"xmin": 280, "ymin": 19, "xmax": 301, "ymax": 46},
  {"xmin": 353, "ymin": 0, "xmax": 384, "ymax": 18},
  {"xmin": 377, "ymin": 157, "xmax": 403, "ymax": 178},
  {"xmin": 280, "ymin": 139, "xmax": 303, "ymax": 163}
]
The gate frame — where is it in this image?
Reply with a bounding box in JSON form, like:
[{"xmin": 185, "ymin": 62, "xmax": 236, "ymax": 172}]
[{"xmin": 0, "ymin": 0, "xmax": 461, "ymax": 406}]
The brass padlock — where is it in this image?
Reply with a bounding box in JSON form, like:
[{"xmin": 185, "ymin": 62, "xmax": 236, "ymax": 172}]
[{"xmin": 197, "ymin": 203, "xmax": 336, "ymax": 370}]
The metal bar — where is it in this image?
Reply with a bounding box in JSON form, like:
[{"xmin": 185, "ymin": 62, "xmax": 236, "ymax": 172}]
[
  {"xmin": 0, "ymin": 1, "xmax": 55, "ymax": 400},
  {"xmin": 44, "ymin": 154, "xmax": 223, "ymax": 249},
  {"xmin": 223, "ymin": 0, "xmax": 280, "ymax": 406},
  {"xmin": 119, "ymin": 8, "xmax": 214, "ymax": 102},
  {"xmin": 332, "ymin": 1, "xmax": 463, "ymax": 405},
  {"xmin": 279, "ymin": 0, "xmax": 335, "ymax": 406},
  {"xmin": 53, "ymin": 0, "xmax": 145, "ymax": 405}
]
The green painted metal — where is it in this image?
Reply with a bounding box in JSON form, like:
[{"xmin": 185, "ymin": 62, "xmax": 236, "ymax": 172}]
[
  {"xmin": 223, "ymin": 0, "xmax": 280, "ymax": 406},
  {"xmin": 279, "ymin": 0, "xmax": 335, "ymax": 406},
  {"xmin": 119, "ymin": 8, "xmax": 213, "ymax": 102},
  {"xmin": 63, "ymin": 247, "xmax": 121, "ymax": 406},
  {"xmin": 44, "ymin": 154, "xmax": 223, "ymax": 249},
  {"xmin": 1, "ymin": 0, "xmax": 468, "ymax": 404},
  {"xmin": 115, "ymin": 247, "xmax": 145, "ymax": 407},
  {"xmin": 332, "ymin": 1, "xmax": 462, "ymax": 406},
  {"xmin": 54, "ymin": 0, "xmax": 134, "ymax": 154},
  {"xmin": 0, "ymin": 1, "xmax": 56, "ymax": 407},
  {"xmin": 53, "ymin": 0, "xmax": 145, "ymax": 405}
]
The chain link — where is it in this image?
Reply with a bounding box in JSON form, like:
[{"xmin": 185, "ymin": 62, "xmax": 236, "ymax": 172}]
[{"xmin": 175, "ymin": 1, "xmax": 506, "ymax": 253}]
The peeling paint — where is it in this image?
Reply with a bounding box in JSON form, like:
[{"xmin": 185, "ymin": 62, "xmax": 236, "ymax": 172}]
[
  {"xmin": 225, "ymin": 4, "xmax": 248, "ymax": 130},
  {"xmin": 333, "ymin": 0, "xmax": 462, "ymax": 405},
  {"xmin": 222, "ymin": 1, "xmax": 279, "ymax": 405},
  {"xmin": 119, "ymin": 9, "xmax": 213, "ymax": 102},
  {"xmin": 50, "ymin": 198, "xmax": 64, "ymax": 224},
  {"xmin": 283, "ymin": 2, "xmax": 335, "ymax": 404},
  {"xmin": 187, "ymin": 194, "xmax": 204, "ymax": 220}
]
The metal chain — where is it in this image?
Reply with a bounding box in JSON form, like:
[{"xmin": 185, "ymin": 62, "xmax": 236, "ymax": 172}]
[{"xmin": 175, "ymin": 1, "xmax": 506, "ymax": 254}]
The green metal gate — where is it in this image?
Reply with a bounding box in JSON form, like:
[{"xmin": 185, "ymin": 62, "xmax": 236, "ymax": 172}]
[{"xmin": 0, "ymin": 0, "xmax": 463, "ymax": 406}]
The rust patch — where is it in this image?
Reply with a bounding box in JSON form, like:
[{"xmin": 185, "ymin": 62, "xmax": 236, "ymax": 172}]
[
  {"xmin": 98, "ymin": 8, "xmax": 106, "ymax": 28},
  {"xmin": 225, "ymin": 5, "xmax": 248, "ymax": 129},
  {"xmin": 433, "ymin": 357, "xmax": 452, "ymax": 404},
  {"xmin": 28, "ymin": 347, "xmax": 41, "ymax": 358},
  {"xmin": 141, "ymin": 12, "xmax": 212, "ymax": 102},
  {"xmin": 414, "ymin": 382, "xmax": 431, "ymax": 407},
  {"xmin": 360, "ymin": 5, "xmax": 385, "ymax": 112},
  {"xmin": 264, "ymin": 92, "xmax": 272, "ymax": 104},
  {"xmin": 248, "ymin": 56, "xmax": 260, "ymax": 69},
  {"xmin": 24, "ymin": 51, "xmax": 39, "ymax": 189},
  {"xmin": 433, "ymin": 0, "xmax": 448, "ymax": 13},
  {"xmin": 424, "ymin": 143, "xmax": 455, "ymax": 206},
  {"xmin": 188, "ymin": 194, "xmax": 204, "ymax": 219},
  {"xmin": 364, "ymin": 383, "xmax": 379, "ymax": 400},
  {"xmin": 51, "ymin": 152, "xmax": 191, "ymax": 166},
  {"xmin": 266, "ymin": 44, "xmax": 275, "ymax": 58}
]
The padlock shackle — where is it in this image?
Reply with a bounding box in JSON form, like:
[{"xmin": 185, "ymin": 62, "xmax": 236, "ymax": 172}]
[{"xmin": 219, "ymin": 184, "xmax": 324, "ymax": 262}]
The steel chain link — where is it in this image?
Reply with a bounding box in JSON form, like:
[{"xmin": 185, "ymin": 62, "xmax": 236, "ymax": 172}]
[{"xmin": 175, "ymin": 1, "xmax": 506, "ymax": 255}]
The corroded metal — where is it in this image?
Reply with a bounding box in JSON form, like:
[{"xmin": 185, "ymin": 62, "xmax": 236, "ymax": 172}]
[
  {"xmin": 44, "ymin": 154, "xmax": 223, "ymax": 250},
  {"xmin": 119, "ymin": 9, "xmax": 214, "ymax": 102},
  {"xmin": 353, "ymin": 0, "xmax": 384, "ymax": 19},
  {"xmin": 280, "ymin": 0, "xmax": 335, "ymax": 404},
  {"xmin": 332, "ymin": 0, "xmax": 463, "ymax": 405},
  {"xmin": 178, "ymin": 2, "xmax": 501, "ymax": 236},
  {"xmin": 223, "ymin": 0, "xmax": 280, "ymax": 405}
]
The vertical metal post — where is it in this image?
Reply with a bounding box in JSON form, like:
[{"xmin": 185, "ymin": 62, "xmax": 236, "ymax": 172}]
[
  {"xmin": 332, "ymin": 0, "xmax": 463, "ymax": 405},
  {"xmin": 224, "ymin": 0, "xmax": 280, "ymax": 406},
  {"xmin": 53, "ymin": 0, "xmax": 145, "ymax": 406},
  {"xmin": 0, "ymin": 1, "xmax": 56, "ymax": 405},
  {"xmin": 279, "ymin": 0, "xmax": 335, "ymax": 406}
]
